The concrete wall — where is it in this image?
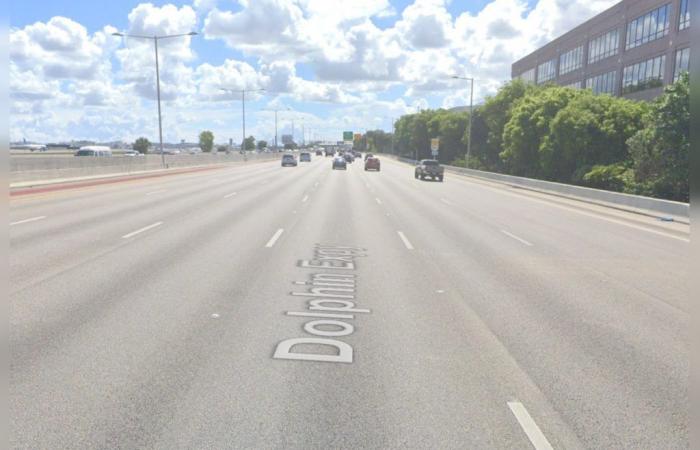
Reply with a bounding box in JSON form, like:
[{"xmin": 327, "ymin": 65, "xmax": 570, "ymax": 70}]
[
  {"xmin": 10, "ymin": 152, "xmax": 279, "ymax": 184},
  {"xmin": 389, "ymin": 155, "xmax": 689, "ymax": 219}
]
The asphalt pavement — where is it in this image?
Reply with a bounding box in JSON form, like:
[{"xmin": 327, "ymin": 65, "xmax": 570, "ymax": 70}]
[{"xmin": 10, "ymin": 155, "xmax": 689, "ymax": 449}]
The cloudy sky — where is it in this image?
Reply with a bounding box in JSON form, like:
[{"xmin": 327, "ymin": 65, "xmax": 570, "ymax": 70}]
[{"xmin": 10, "ymin": 0, "xmax": 618, "ymax": 144}]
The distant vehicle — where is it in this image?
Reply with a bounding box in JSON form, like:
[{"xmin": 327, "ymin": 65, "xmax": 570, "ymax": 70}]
[
  {"xmin": 315, "ymin": 150, "xmax": 323, "ymax": 156},
  {"xmin": 325, "ymin": 149, "xmax": 335, "ymax": 157},
  {"xmin": 123, "ymin": 150, "xmax": 143, "ymax": 157},
  {"xmin": 188, "ymin": 148, "xmax": 202, "ymax": 155},
  {"xmin": 299, "ymin": 152, "xmax": 311, "ymax": 162},
  {"xmin": 11, "ymin": 144, "xmax": 47, "ymax": 152},
  {"xmin": 415, "ymin": 159, "xmax": 444, "ymax": 182},
  {"xmin": 364, "ymin": 153, "xmax": 374, "ymax": 161},
  {"xmin": 344, "ymin": 153, "xmax": 354, "ymax": 163},
  {"xmin": 74, "ymin": 146, "xmax": 112, "ymax": 157},
  {"xmin": 281, "ymin": 154, "xmax": 298, "ymax": 167},
  {"xmin": 364, "ymin": 157, "xmax": 380, "ymax": 171},
  {"xmin": 332, "ymin": 156, "xmax": 347, "ymax": 170}
]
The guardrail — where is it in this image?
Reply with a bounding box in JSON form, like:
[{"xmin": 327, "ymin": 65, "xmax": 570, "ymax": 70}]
[
  {"xmin": 386, "ymin": 155, "xmax": 689, "ymax": 220},
  {"xmin": 10, "ymin": 152, "xmax": 279, "ymax": 185}
]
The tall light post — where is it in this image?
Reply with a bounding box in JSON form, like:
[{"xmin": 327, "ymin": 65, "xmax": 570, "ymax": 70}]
[
  {"xmin": 220, "ymin": 88, "xmax": 265, "ymax": 151},
  {"xmin": 261, "ymin": 107, "xmax": 291, "ymax": 151},
  {"xmin": 452, "ymin": 75, "xmax": 475, "ymax": 168},
  {"xmin": 112, "ymin": 31, "xmax": 197, "ymax": 168}
]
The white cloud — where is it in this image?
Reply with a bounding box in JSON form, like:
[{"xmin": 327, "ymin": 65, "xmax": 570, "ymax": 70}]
[{"xmin": 10, "ymin": 0, "xmax": 619, "ymax": 142}]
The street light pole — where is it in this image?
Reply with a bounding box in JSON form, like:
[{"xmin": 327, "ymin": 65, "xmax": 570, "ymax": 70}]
[
  {"xmin": 153, "ymin": 37, "xmax": 165, "ymax": 167},
  {"xmin": 220, "ymin": 88, "xmax": 265, "ymax": 151},
  {"xmin": 112, "ymin": 31, "xmax": 197, "ymax": 168},
  {"xmin": 452, "ymin": 75, "xmax": 475, "ymax": 168}
]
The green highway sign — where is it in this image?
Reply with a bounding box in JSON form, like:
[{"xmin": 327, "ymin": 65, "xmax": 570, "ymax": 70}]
[{"xmin": 343, "ymin": 131, "xmax": 353, "ymax": 141}]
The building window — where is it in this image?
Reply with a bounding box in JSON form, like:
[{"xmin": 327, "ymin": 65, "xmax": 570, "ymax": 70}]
[
  {"xmin": 564, "ymin": 81, "xmax": 583, "ymax": 90},
  {"xmin": 586, "ymin": 71, "xmax": 617, "ymax": 95},
  {"xmin": 625, "ymin": 4, "xmax": 671, "ymax": 50},
  {"xmin": 588, "ymin": 29, "xmax": 620, "ymax": 64},
  {"xmin": 559, "ymin": 45, "xmax": 584, "ymax": 75},
  {"xmin": 622, "ymin": 55, "xmax": 666, "ymax": 93},
  {"xmin": 674, "ymin": 47, "xmax": 689, "ymax": 81},
  {"xmin": 679, "ymin": 0, "xmax": 690, "ymax": 30},
  {"xmin": 537, "ymin": 59, "xmax": 557, "ymax": 84},
  {"xmin": 518, "ymin": 68, "xmax": 536, "ymax": 84}
]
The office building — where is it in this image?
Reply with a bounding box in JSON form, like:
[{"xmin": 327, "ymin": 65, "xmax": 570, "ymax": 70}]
[{"xmin": 512, "ymin": 0, "xmax": 690, "ymax": 100}]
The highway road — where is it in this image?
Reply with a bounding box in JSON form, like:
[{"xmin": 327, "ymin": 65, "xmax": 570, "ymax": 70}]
[{"xmin": 10, "ymin": 156, "xmax": 689, "ymax": 449}]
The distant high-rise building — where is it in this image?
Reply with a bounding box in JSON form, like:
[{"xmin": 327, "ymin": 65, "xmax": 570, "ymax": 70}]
[
  {"xmin": 512, "ymin": 0, "xmax": 690, "ymax": 101},
  {"xmin": 281, "ymin": 134, "xmax": 294, "ymax": 145}
]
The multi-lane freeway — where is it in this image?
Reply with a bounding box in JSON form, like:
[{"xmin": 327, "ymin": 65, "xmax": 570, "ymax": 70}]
[{"xmin": 10, "ymin": 156, "xmax": 689, "ymax": 449}]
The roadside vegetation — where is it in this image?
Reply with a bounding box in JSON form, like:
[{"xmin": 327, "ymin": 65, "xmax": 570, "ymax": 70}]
[{"xmin": 367, "ymin": 73, "xmax": 689, "ymax": 202}]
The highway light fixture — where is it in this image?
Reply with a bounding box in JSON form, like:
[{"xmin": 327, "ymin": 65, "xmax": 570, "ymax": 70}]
[
  {"xmin": 451, "ymin": 75, "xmax": 475, "ymax": 169},
  {"xmin": 261, "ymin": 106, "xmax": 292, "ymax": 150},
  {"xmin": 221, "ymin": 88, "xmax": 266, "ymax": 151},
  {"xmin": 112, "ymin": 31, "xmax": 198, "ymax": 167}
]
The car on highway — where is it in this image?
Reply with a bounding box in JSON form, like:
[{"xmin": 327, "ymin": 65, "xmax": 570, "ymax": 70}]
[
  {"xmin": 299, "ymin": 152, "xmax": 311, "ymax": 162},
  {"xmin": 123, "ymin": 150, "xmax": 143, "ymax": 157},
  {"xmin": 364, "ymin": 153, "xmax": 374, "ymax": 161},
  {"xmin": 415, "ymin": 159, "xmax": 444, "ymax": 181},
  {"xmin": 344, "ymin": 153, "xmax": 354, "ymax": 163},
  {"xmin": 281, "ymin": 154, "xmax": 298, "ymax": 167},
  {"xmin": 364, "ymin": 157, "xmax": 380, "ymax": 171},
  {"xmin": 332, "ymin": 156, "xmax": 347, "ymax": 170},
  {"xmin": 315, "ymin": 150, "xmax": 322, "ymax": 156}
]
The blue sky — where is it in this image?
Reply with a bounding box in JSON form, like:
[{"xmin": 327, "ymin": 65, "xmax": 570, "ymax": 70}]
[{"xmin": 10, "ymin": 0, "xmax": 613, "ymax": 144}]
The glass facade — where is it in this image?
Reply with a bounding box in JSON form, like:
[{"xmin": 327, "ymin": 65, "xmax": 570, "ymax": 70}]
[
  {"xmin": 537, "ymin": 59, "xmax": 557, "ymax": 84},
  {"xmin": 586, "ymin": 71, "xmax": 617, "ymax": 95},
  {"xmin": 559, "ymin": 45, "xmax": 584, "ymax": 75},
  {"xmin": 588, "ymin": 29, "xmax": 620, "ymax": 64},
  {"xmin": 674, "ymin": 47, "xmax": 689, "ymax": 81},
  {"xmin": 679, "ymin": 0, "xmax": 689, "ymax": 30},
  {"xmin": 564, "ymin": 81, "xmax": 583, "ymax": 89},
  {"xmin": 622, "ymin": 55, "xmax": 666, "ymax": 93},
  {"xmin": 625, "ymin": 4, "xmax": 671, "ymax": 50},
  {"xmin": 518, "ymin": 68, "xmax": 536, "ymax": 84}
]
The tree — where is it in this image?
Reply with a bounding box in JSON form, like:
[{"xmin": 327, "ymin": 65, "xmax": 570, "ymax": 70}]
[
  {"xmin": 627, "ymin": 73, "xmax": 689, "ymax": 201},
  {"xmin": 257, "ymin": 140, "xmax": 268, "ymax": 150},
  {"xmin": 199, "ymin": 131, "xmax": 214, "ymax": 153},
  {"xmin": 244, "ymin": 136, "xmax": 256, "ymax": 151},
  {"xmin": 501, "ymin": 86, "xmax": 578, "ymax": 178},
  {"xmin": 474, "ymin": 79, "xmax": 534, "ymax": 171},
  {"xmin": 284, "ymin": 142, "xmax": 297, "ymax": 150},
  {"xmin": 541, "ymin": 91, "xmax": 647, "ymax": 183},
  {"xmin": 133, "ymin": 137, "xmax": 151, "ymax": 154},
  {"xmin": 217, "ymin": 145, "xmax": 228, "ymax": 152}
]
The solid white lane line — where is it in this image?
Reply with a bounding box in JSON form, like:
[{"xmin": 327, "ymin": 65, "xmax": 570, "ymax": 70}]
[
  {"xmin": 265, "ymin": 228, "xmax": 285, "ymax": 248},
  {"xmin": 440, "ymin": 198, "xmax": 453, "ymax": 205},
  {"xmin": 501, "ymin": 230, "xmax": 534, "ymax": 247},
  {"xmin": 224, "ymin": 192, "xmax": 237, "ymax": 199},
  {"xmin": 10, "ymin": 216, "xmax": 47, "ymax": 226},
  {"xmin": 375, "ymin": 198, "xmax": 382, "ymax": 205},
  {"xmin": 122, "ymin": 221, "xmax": 163, "ymax": 239},
  {"xmin": 507, "ymin": 402, "xmax": 554, "ymax": 450},
  {"xmin": 397, "ymin": 231, "xmax": 414, "ymax": 250},
  {"xmin": 146, "ymin": 189, "xmax": 166, "ymax": 196},
  {"xmin": 302, "ymin": 194, "xmax": 309, "ymax": 203},
  {"xmin": 452, "ymin": 176, "xmax": 689, "ymax": 243}
]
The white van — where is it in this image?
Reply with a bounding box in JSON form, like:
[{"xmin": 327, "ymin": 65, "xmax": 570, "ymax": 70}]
[{"xmin": 75, "ymin": 146, "xmax": 112, "ymax": 157}]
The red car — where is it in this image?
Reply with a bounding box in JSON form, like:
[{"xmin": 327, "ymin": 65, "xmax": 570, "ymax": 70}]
[{"xmin": 364, "ymin": 157, "xmax": 380, "ymax": 171}]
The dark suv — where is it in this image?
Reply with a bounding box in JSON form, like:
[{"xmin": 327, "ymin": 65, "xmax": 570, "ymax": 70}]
[{"xmin": 414, "ymin": 160, "xmax": 444, "ymax": 181}]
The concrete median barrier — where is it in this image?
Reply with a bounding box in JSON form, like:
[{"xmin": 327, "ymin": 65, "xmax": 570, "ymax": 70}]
[
  {"xmin": 384, "ymin": 154, "xmax": 689, "ymax": 220},
  {"xmin": 10, "ymin": 152, "xmax": 279, "ymax": 187}
]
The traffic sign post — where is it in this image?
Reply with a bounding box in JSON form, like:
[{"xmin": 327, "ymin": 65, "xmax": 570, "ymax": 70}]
[
  {"xmin": 343, "ymin": 131, "xmax": 353, "ymax": 142},
  {"xmin": 431, "ymin": 138, "xmax": 440, "ymax": 157}
]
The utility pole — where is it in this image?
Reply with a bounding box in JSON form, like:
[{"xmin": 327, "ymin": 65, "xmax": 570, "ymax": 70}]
[
  {"xmin": 220, "ymin": 87, "xmax": 265, "ymax": 151},
  {"xmin": 112, "ymin": 31, "xmax": 198, "ymax": 167},
  {"xmin": 451, "ymin": 75, "xmax": 475, "ymax": 168}
]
